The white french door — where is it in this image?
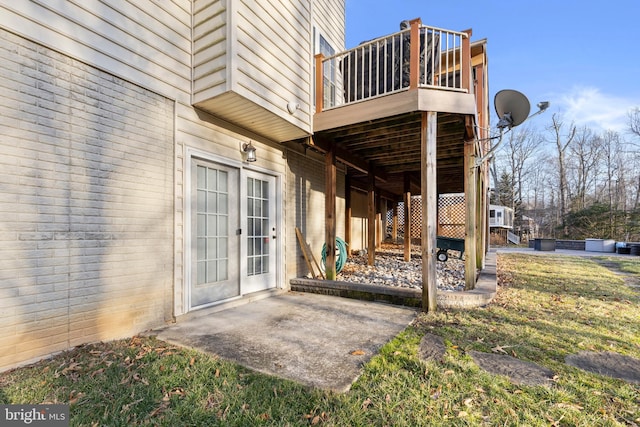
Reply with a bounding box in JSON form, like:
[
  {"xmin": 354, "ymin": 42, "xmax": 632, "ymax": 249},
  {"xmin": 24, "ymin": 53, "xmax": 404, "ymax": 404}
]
[
  {"xmin": 189, "ymin": 156, "xmax": 278, "ymax": 310},
  {"xmin": 241, "ymin": 170, "xmax": 277, "ymax": 294},
  {"xmin": 190, "ymin": 159, "xmax": 240, "ymax": 307}
]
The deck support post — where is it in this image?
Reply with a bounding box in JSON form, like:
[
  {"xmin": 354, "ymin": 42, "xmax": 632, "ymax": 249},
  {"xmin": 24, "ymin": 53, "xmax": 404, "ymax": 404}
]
[
  {"xmin": 345, "ymin": 173, "xmax": 352, "ymax": 258},
  {"xmin": 421, "ymin": 111, "xmax": 438, "ymax": 312},
  {"xmin": 403, "ymin": 173, "xmax": 412, "ymax": 262},
  {"xmin": 325, "ymin": 145, "xmax": 337, "ymax": 280},
  {"xmin": 464, "ymin": 135, "xmax": 478, "ymax": 290},
  {"xmin": 376, "ymin": 194, "xmax": 383, "ymax": 249},
  {"xmin": 367, "ymin": 167, "xmax": 376, "ymax": 266}
]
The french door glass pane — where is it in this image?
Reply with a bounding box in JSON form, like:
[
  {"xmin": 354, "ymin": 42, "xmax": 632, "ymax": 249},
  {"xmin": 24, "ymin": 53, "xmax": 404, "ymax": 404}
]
[
  {"xmin": 247, "ymin": 177, "xmax": 270, "ymax": 276},
  {"xmin": 196, "ymin": 167, "xmax": 229, "ymax": 284}
]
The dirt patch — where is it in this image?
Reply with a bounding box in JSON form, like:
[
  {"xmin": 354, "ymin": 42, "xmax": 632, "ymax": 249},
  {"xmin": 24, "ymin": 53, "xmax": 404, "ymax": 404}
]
[
  {"xmin": 592, "ymin": 259, "xmax": 640, "ymax": 291},
  {"xmin": 468, "ymin": 351, "xmax": 555, "ymax": 386},
  {"xmin": 565, "ymin": 351, "xmax": 640, "ymax": 384}
]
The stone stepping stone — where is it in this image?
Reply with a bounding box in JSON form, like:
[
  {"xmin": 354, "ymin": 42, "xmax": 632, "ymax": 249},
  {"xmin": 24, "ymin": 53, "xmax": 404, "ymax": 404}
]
[
  {"xmin": 565, "ymin": 351, "xmax": 640, "ymax": 384},
  {"xmin": 418, "ymin": 333, "xmax": 447, "ymax": 362},
  {"xmin": 468, "ymin": 350, "xmax": 555, "ymax": 386}
]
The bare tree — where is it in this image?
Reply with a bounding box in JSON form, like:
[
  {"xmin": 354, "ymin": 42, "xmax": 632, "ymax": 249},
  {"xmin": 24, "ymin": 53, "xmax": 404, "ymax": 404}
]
[
  {"xmin": 601, "ymin": 130, "xmax": 624, "ymax": 237},
  {"xmin": 628, "ymin": 108, "xmax": 640, "ymax": 209},
  {"xmin": 629, "ymin": 107, "xmax": 640, "ymax": 138},
  {"xmin": 548, "ymin": 113, "xmax": 576, "ymax": 235},
  {"xmin": 567, "ymin": 127, "xmax": 602, "ymax": 210}
]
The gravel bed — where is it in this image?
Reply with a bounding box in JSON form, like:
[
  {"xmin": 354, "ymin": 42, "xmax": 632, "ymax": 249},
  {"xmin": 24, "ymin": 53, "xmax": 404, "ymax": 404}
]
[{"xmin": 338, "ymin": 243, "xmax": 466, "ymax": 292}]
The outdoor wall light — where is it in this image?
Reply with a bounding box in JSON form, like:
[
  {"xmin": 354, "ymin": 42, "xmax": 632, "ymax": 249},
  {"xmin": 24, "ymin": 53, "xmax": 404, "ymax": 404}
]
[
  {"xmin": 287, "ymin": 101, "xmax": 300, "ymax": 114},
  {"xmin": 243, "ymin": 141, "xmax": 257, "ymax": 162}
]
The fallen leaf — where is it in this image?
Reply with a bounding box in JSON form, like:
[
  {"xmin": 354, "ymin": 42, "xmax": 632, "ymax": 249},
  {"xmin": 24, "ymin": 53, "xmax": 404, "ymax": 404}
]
[
  {"xmin": 215, "ymin": 369, "xmax": 220, "ymax": 377},
  {"xmin": 149, "ymin": 401, "xmax": 169, "ymax": 418},
  {"xmin": 190, "ymin": 357, "xmax": 195, "ymax": 366},
  {"xmin": 475, "ymin": 387, "xmax": 485, "ymax": 393},
  {"xmin": 457, "ymin": 411, "xmax": 468, "ymax": 418},
  {"xmin": 311, "ymin": 415, "xmax": 320, "ymax": 425},
  {"xmin": 555, "ymin": 403, "xmax": 583, "ymax": 411},
  {"xmin": 259, "ymin": 413, "xmax": 270, "ymax": 420},
  {"xmin": 491, "ymin": 345, "xmax": 513, "ymax": 354},
  {"xmin": 165, "ymin": 387, "xmax": 185, "ymax": 398},
  {"xmin": 69, "ymin": 391, "xmax": 84, "ymax": 405},
  {"xmin": 351, "ymin": 350, "xmax": 366, "ymax": 356},
  {"xmin": 431, "ymin": 386, "xmax": 442, "ymax": 400},
  {"xmin": 90, "ymin": 368, "xmax": 105, "ymax": 378},
  {"xmin": 361, "ymin": 398, "xmax": 372, "ymax": 409},
  {"xmin": 463, "ymin": 398, "xmax": 473, "ymax": 407},
  {"xmin": 121, "ymin": 398, "xmax": 144, "ymax": 413},
  {"xmin": 443, "ymin": 369, "xmax": 455, "ymax": 375}
]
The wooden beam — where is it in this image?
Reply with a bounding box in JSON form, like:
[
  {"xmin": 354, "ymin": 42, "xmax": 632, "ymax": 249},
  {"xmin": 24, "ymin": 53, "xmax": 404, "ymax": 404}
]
[
  {"xmin": 409, "ymin": 18, "xmax": 422, "ymax": 90},
  {"xmin": 325, "ymin": 145, "xmax": 337, "ymax": 280},
  {"xmin": 464, "ymin": 135, "xmax": 477, "ymax": 290},
  {"xmin": 310, "ymin": 135, "xmax": 389, "ymax": 182},
  {"xmin": 368, "ymin": 168, "xmax": 376, "ymax": 266},
  {"xmin": 315, "ymin": 54, "xmax": 324, "ymax": 114},
  {"xmin": 421, "ymin": 111, "xmax": 438, "ymax": 312},
  {"xmin": 403, "ymin": 172, "xmax": 412, "ymax": 262},
  {"xmin": 461, "ymin": 29, "xmax": 472, "ymax": 93},
  {"xmin": 477, "ymin": 172, "xmax": 485, "ymax": 269},
  {"xmin": 376, "ymin": 193, "xmax": 382, "ymax": 249}
]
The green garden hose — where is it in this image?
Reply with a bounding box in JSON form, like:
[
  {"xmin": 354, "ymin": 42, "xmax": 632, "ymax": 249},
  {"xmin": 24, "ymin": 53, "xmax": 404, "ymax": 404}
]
[{"xmin": 321, "ymin": 237, "xmax": 348, "ymax": 274}]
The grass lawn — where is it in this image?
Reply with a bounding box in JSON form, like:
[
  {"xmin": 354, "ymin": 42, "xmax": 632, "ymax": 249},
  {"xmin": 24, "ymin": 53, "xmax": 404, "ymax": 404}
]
[{"xmin": 1, "ymin": 253, "xmax": 639, "ymax": 426}]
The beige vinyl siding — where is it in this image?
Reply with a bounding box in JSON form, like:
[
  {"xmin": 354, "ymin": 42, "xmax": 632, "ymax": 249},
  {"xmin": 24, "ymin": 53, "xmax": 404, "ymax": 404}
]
[
  {"xmin": 192, "ymin": 0, "xmax": 227, "ymax": 99},
  {"xmin": 312, "ymin": 0, "xmax": 345, "ymax": 51},
  {"xmin": 285, "ymin": 148, "xmax": 345, "ymax": 280},
  {"xmin": 173, "ymin": 103, "xmax": 288, "ymax": 315},
  {"xmin": 192, "ymin": 0, "xmax": 313, "ymax": 138},
  {"xmin": 234, "ymin": 0, "xmax": 311, "ymax": 118},
  {"xmin": 0, "ymin": 28, "xmax": 174, "ymax": 372},
  {"xmin": 0, "ymin": 0, "xmax": 191, "ymax": 104}
]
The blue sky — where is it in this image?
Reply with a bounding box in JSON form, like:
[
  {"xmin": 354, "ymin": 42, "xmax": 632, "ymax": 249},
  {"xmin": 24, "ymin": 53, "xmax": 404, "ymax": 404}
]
[{"xmin": 345, "ymin": 1, "xmax": 640, "ymax": 133}]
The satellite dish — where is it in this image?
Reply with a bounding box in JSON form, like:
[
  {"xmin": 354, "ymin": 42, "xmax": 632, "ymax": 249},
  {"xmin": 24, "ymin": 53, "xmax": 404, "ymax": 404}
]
[{"xmin": 494, "ymin": 90, "xmax": 531, "ymax": 129}]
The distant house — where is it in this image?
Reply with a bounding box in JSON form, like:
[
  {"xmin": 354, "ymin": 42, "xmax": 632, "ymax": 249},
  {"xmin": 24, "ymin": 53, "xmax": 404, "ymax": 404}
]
[
  {"xmin": 489, "ymin": 205, "xmax": 514, "ymax": 229},
  {"xmin": 0, "ymin": 1, "xmax": 490, "ymax": 371}
]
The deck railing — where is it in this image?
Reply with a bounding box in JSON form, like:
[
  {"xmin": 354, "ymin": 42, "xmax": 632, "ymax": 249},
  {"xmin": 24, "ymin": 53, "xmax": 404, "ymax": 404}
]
[{"xmin": 315, "ymin": 19, "xmax": 471, "ymax": 113}]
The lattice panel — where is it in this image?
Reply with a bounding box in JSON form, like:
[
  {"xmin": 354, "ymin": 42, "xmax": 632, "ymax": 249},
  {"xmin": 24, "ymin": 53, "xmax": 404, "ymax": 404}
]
[
  {"xmin": 387, "ymin": 193, "xmax": 466, "ymax": 242},
  {"xmin": 438, "ymin": 193, "xmax": 465, "ymax": 238}
]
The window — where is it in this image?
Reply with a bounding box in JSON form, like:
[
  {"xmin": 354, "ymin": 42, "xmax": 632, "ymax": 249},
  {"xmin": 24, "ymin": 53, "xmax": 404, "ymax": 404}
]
[{"xmin": 314, "ymin": 29, "xmax": 336, "ymax": 109}]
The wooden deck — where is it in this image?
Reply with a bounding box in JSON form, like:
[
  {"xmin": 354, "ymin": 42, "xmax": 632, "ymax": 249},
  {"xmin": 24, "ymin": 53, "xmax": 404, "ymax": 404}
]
[{"xmin": 313, "ymin": 88, "xmax": 477, "ymax": 196}]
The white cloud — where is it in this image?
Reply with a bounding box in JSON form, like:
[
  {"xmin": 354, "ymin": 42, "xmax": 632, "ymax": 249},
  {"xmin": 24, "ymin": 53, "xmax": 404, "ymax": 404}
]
[{"xmin": 552, "ymin": 86, "xmax": 637, "ymax": 133}]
